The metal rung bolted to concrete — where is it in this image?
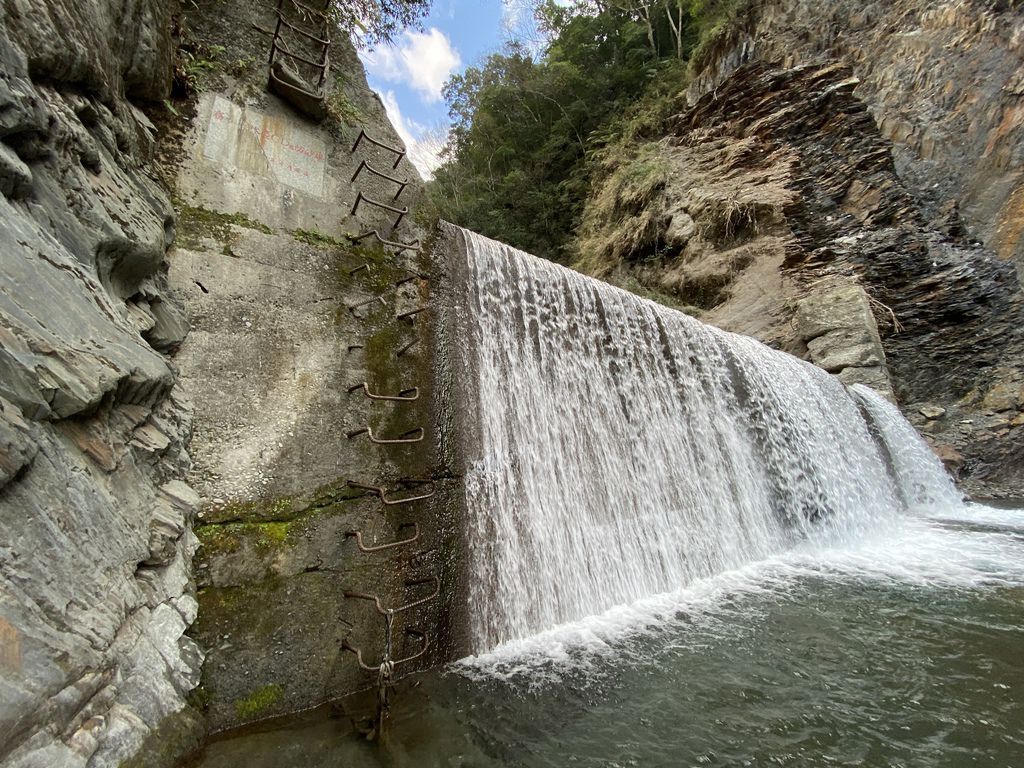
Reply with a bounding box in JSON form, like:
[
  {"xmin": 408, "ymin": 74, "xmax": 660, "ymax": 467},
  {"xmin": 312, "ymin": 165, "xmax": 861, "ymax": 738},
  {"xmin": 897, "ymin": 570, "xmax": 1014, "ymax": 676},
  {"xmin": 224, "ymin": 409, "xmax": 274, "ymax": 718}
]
[
  {"xmin": 351, "ymin": 191, "xmax": 408, "ymax": 229},
  {"xmin": 396, "ymin": 307, "xmax": 426, "ymax": 321},
  {"xmin": 347, "ymin": 478, "xmax": 436, "ymax": 506},
  {"xmin": 345, "ymin": 426, "xmax": 424, "ymax": 444},
  {"xmin": 351, "ymin": 128, "xmax": 406, "ymax": 169},
  {"xmin": 341, "ymin": 628, "xmax": 429, "ymax": 671},
  {"xmin": 350, "ymin": 230, "xmax": 421, "ymax": 252},
  {"xmin": 346, "ymin": 523, "xmax": 420, "ymax": 553},
  {"xmin": 351, "ymin": 159, "xmax": 411, "ymax": 201},
  {"xmin": 343, "ymin": 576, "xmax": 440, "ymax": 615},
  {"xmin": 346, "ymin": 294, "xmax": 388, "ymax": 315},
  {"xmin": 395, "ymin": 339, "xmax": 418, "ymax": 358},
  {"xmin": 347, "ymin": 382, "xmax": 419, "ymax": 401}
]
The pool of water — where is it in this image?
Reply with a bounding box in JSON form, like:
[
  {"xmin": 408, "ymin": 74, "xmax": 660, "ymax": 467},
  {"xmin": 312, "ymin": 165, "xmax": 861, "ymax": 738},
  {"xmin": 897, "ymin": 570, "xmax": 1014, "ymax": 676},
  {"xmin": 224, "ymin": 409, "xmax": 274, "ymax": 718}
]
[{"xmin": 186, "ymin": 505, "xmax": 1024, "ymax": 768}]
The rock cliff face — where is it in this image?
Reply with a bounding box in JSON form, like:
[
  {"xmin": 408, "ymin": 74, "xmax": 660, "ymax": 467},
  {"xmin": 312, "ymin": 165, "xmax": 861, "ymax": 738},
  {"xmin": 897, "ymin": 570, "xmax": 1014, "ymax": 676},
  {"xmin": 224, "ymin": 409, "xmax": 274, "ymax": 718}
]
[
  {"xmin": 0, "ymin": 2, "xmax": 202, "ymax": 767},
  {"xmin": 690, "ymin": 0, "xmax": 1024, "ymax": 274},
  {"xmin": 2, "ymin": 0, "xmax": 461, "ymax": 764},
  {"xmin": 579, "ymin": 1, "xmax": 1024, "ymax": 496}
]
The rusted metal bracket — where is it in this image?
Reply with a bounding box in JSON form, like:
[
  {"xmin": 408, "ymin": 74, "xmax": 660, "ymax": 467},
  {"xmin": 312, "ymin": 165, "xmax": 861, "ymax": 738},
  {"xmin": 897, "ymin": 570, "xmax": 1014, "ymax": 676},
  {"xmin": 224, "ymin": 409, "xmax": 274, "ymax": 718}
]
[
  {"xmin": 268, "ymin": 0, "xmax": 330, "ymax": 105},
  {"xmin": 395, "ymin": 339, "xmax": 418, "ymax": 358},
  {"xmin": 351, "ymin": 129, "xmax": 406, "ymax": 169},
  {"xmin": 346, "ymin": 295, "xmax": 389, "ymax": 315},
  {"xmin": 396, "ymin": 307, "xmax": 426, "ymax": 322},
  {"xmin": 350, "ymin": 230, "xmax": 421, "ymax": 253},
  {"xmin": 346, "ymin": 523, "xmax": 420, "ymax": 553},
  {"xmin": 341, "ymin": 628, "xmax": 429, "ymax": 671},
  {"xmin": 344, "ymin": 576, "xmax": 440, "ymax": 616},
  {"xmin": 347, "ymin": 383, "xmax": 419, "ymax": 402},
  {"xmin": 351, "ymin": 191, "xmax": 408, "ymax": 229},
  {"xmin": 346, "ymin": 426, "xmax": 424, "ymax": 444},
  {"xmin": 347, "ymin": 478, "xmax": 436, "ymax": 506},
  {"xmin": 351, "ymin": 160, "xmax": 410, "ymax": 201}
]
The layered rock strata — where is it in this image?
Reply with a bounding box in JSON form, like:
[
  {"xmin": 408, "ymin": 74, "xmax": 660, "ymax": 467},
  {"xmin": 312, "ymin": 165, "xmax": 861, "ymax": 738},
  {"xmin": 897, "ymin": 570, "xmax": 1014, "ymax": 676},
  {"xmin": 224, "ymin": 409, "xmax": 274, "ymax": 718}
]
[
  {"xmin": 580, "ymin": 6, "xmax": 1024, "ymax": 496},
  {"xmin": 0, "ymin": 2, "xmax": 202, "ymax": 767}
]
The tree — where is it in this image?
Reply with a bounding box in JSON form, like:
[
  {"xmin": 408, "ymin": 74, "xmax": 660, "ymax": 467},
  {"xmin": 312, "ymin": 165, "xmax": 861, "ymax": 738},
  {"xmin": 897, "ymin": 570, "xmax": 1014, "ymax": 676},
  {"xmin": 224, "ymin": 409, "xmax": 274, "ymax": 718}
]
[
  {"xmin": 424, "ymin": 0, "xmax": 742, "ymax": 262},
  {"xmin": 329, "ymin": 0, "xmax": 432, "ymax": 46}
]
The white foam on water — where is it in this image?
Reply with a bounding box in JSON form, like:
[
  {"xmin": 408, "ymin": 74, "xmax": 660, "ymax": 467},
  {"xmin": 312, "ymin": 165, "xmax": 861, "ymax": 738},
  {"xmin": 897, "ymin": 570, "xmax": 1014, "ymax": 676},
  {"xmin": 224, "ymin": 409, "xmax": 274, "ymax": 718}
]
[{"xmin": 456, "ymin": 505, "xmax": 1024, "ymax": 681}]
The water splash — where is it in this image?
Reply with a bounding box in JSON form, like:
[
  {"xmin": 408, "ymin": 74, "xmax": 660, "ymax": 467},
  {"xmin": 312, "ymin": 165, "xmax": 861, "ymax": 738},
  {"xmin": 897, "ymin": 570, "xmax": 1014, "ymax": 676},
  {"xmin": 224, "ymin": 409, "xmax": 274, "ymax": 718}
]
[{"xmin": 449, "ymin": 226, "xmax": 964, "ymax": 654}]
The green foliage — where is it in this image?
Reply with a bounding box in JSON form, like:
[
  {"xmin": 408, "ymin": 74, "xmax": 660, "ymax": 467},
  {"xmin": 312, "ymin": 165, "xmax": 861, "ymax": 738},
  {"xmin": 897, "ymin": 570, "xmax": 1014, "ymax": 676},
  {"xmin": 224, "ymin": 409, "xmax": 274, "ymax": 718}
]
[
  {"xmin": 174, "ymin": 42, "xmax": 226, "ymax": 95},
  {"xmin": 424, "ymin": 0, "xmax": 749, "ymax": 265},
  {"xmin": 328, "ymin": 0, "xmax": 431, "ymax": 46},
  {"xmin": 326, "ymin": 88, "xmax": 364, "ymax": 126}
]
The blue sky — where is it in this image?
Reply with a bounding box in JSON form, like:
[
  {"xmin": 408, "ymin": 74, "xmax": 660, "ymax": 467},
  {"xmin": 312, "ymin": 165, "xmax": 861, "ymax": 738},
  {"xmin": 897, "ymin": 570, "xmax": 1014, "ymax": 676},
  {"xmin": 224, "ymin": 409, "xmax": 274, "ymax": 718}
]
[{"xmin": 358, "ymin": 1, "xmax": 537, "ymax": 178}]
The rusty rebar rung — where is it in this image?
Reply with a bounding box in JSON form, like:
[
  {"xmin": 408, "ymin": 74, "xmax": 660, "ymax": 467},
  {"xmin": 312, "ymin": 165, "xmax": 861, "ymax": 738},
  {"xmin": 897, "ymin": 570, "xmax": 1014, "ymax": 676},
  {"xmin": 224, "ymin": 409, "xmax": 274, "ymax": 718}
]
[
  {"xmin": 344, "ymin": 576, "xmax": 440, "ymax": 615},
  {"xmin": 346, "ymin": 523, "xmax": 420, "ymax": 553},
  {"xmin": 272, "ymin": 31, "xmax": 328, "ymax": 70},
  {"xmin": 397, "ymin": 307, "xmax": 426, "ymax": 321},
  {"xmin": 346, "ymin": 426, "xmax": 424, "ymax": 444},
  {"xmin": 347, "ymin": 382, "xmax": 419, "ymax": 402},
  {"xmin": 349, "ymin": 263, "xmax": 370, "ymax": 275},
  {"xmin": 347, "ymin": 479, "xmax": 436, "ymax": 506},
  {"xmin": 285, "ymin": 0, "xmax": 328, "ymax": 21},
  {"xmin": 351, "ymin": 129, "xmax": 406, "ymax": 168},
  {"xmin": 350, "ymin": 230, "xmax": 421, "ymax": 252},
  {"xmin": 346, "ymin": 294, "xmax": 389, "ymax": 313},
  {"xmin": 351, "ymin": 160, "xmax": 411, "ymax": 202},
  {"xmin": 395, "ymin": 339, "xmax": 418, "ymax": 358},
  {"xmin": 353, "ymin": 191, "xmax": 408, "ymax": 216},
  {"xmin": 342, "ymin": 628, "xmax": 429, "ymax": 671},
  {"xmin": 274, "ymin": 11, "xmax": 330, "ymax": 46}
]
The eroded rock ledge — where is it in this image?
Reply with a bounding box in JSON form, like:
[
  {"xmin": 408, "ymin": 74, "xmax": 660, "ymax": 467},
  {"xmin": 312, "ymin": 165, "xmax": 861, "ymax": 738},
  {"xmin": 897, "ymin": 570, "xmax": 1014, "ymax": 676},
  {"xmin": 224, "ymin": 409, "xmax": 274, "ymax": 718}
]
[{"xmin": 0, "ymin": 3, "xmax": 202, "ymax": 767}]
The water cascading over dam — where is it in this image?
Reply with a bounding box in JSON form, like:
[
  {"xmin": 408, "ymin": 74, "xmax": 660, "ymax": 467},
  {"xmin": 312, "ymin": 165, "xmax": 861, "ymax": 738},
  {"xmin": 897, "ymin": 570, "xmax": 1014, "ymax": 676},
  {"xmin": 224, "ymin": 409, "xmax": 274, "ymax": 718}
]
[{"xmin": 440, "ymin": 225, "xmax": 963, "ymax": 655}]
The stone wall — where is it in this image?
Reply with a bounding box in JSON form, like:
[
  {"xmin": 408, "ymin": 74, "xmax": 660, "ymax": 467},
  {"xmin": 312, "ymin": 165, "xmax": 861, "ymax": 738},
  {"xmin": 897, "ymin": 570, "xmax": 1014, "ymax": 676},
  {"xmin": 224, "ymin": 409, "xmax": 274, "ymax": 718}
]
[{"xmin": 162, "ymin": 0, "xmax": 462, "ymax": 737}]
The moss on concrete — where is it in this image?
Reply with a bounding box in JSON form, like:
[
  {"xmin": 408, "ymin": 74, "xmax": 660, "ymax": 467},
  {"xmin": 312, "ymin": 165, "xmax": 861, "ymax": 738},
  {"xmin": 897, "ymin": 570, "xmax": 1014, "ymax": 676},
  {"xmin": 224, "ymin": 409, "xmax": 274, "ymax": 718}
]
[
  {"xmin": 233, "ymin": 684, "xmax": 284, "ymax": 720},
  {"xmin": 195, "ymin": 524, "xmax": 243, "ymax": 557},
  {"xmin": 201, "ymin": 477, "xmax": 364, "ymax": 525},
  {"xmin": 292, "ymin": 227, "xmax": 348, "ymax": 249},
  {"xmin": 176, "ymin": 202, "xmax": 274, "ymax": 248}
]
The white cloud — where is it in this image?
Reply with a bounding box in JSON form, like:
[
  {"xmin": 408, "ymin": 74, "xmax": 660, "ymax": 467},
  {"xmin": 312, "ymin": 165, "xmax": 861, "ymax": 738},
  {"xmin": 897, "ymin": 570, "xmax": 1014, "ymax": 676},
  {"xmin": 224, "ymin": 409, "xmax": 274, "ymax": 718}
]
[
  {"xmin": 378, "ymin": 89, "xmax": 446, "ymax": 180},
  {"xmin": 361, "ymin": 27, "xmax": 461, "ymax": 103}
]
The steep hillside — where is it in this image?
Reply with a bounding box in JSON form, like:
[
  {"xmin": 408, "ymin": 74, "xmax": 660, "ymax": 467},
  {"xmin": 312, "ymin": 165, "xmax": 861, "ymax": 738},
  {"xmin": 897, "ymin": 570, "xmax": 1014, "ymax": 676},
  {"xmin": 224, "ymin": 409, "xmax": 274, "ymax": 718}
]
[{"xmin": 577, "ymin": 0, "xmax": 1024, "ymax": 496}]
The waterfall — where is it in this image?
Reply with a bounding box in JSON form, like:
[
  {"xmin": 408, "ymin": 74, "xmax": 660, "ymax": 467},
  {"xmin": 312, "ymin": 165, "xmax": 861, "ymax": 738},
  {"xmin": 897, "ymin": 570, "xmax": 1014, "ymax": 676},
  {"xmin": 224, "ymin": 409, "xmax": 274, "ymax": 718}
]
[{"xmin": 445, "ymin": 226, "xmax": 962, "ymax": 654}]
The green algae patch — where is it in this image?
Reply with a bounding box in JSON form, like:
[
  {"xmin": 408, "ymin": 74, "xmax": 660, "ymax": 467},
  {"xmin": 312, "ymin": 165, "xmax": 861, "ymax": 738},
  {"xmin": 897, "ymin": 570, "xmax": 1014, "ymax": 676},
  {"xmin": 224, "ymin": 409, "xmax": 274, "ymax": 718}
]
[
  {"xmin": 293, "ymin": 227, "xmax": 348, "ymax": 249},
  {"xmin": 201, "ymin": 479, "xmax": 365, "ymax": 526},
  {"xmin": 175, "ymin": 202, "xmax": 274, "ymax": 248},
  {"xmin": 195, "ymin": 524, "xmax": 243, "ymax": 557},
  {"xmin": 233, "ymin": 684, "xmax": 284, "ymax": 720},
  {"xmin": 196, "ymin": 521, "xmax": 296, "ymax": 562},
  {"xmin": 253, "ymin": 522, "xmax": 291, "ymax": 551},
  {"xmin": 203, "ymin": 495, "xmax": 298, "ymax": 525}
]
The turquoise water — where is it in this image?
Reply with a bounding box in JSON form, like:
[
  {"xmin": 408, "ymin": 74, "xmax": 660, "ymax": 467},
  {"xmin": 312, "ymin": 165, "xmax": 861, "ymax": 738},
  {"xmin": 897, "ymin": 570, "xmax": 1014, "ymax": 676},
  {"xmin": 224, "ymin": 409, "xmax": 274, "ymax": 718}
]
[{"xmin": 186, "ymin": 507, "xmax": 1024, "ymax": 768}]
